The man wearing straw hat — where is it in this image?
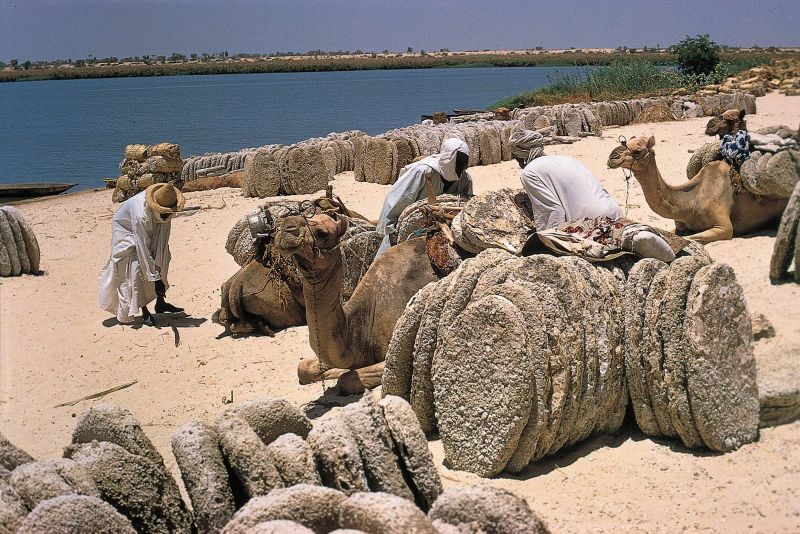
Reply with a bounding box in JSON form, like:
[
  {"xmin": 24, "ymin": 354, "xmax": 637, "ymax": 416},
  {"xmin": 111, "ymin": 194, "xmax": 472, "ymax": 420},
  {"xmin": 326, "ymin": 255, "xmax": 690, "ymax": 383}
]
[{"xmin": 99, "ymin": 183, "xmax": 185, "ymax": 325}]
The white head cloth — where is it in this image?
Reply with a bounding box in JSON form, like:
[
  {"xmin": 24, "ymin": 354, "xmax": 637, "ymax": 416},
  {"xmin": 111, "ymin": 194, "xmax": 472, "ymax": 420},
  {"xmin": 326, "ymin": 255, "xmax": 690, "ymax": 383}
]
[
  {"xmin": 509, "ymin": 129, "xmax": 546, "ymax": 164},
  {"xmin": 411, "ymin": 138, "xmax": 470, "ymax": 182}
]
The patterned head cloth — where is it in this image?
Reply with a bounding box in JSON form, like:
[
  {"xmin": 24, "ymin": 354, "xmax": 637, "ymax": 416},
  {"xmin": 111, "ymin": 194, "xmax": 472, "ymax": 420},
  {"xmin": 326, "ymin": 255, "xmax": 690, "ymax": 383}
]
[{"xmin": 508, "ymin": 129, "xmax": 546, "ymax": 164}]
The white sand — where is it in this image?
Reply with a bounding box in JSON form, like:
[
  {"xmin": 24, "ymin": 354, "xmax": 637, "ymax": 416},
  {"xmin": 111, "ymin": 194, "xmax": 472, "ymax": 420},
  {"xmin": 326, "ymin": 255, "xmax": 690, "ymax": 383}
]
[{"xmin": 1, "ymin": 92, "xmax": 798, "ymax": 533}]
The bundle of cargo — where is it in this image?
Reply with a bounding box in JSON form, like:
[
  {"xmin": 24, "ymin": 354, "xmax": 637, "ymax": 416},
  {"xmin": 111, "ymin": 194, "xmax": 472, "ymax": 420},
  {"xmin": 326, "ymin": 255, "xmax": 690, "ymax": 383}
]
[{"xmin": 113, "ymin": 142, "xmax": 185, "ymax": 203}]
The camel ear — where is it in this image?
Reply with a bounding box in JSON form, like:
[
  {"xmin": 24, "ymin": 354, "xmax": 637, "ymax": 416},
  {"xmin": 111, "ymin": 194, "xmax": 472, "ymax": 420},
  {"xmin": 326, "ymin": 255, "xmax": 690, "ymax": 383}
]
[
  {"xmin": 336, "ymin": 216, "xmax": 349, "ymax": 238},
  {"xmin": 647, "ymin": 136, "xmax": 656, "ymax": 149}
]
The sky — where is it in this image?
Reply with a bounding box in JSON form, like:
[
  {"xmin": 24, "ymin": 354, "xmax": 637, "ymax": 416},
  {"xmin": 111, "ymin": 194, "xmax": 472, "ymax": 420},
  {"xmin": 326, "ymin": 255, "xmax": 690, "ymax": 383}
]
[{"xmin": 1, "ymin": 0, "xmax": 798, "ymax": 62}]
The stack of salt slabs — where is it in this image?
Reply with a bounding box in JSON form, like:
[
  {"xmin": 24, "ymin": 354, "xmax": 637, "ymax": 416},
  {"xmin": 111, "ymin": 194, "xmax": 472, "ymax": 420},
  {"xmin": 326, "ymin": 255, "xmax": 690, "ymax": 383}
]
[
  {"xmin": 113, "ymin": 143, "xmax": 185, "ymax": 203},
  {"xmin": 383, "ymin": 248, "xmax": 760, "ymax": 477}
]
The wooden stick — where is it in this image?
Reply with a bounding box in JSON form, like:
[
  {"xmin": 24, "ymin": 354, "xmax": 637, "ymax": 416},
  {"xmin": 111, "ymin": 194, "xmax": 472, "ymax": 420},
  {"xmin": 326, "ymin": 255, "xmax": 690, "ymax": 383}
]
[
  {"xmin": 54, "ymin": 381, "xmax": 138, "ymax": 408},
  {"xmin": 425, "ymin": 174, "xmax": 438, "ymax": 205}
]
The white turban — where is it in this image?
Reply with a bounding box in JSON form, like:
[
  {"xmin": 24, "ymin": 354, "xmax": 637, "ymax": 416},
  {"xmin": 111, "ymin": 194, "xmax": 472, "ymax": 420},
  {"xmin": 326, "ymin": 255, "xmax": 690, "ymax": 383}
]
[{"xmin": 414, "ymin": 138, "xmax": 470, "ymax": 182}]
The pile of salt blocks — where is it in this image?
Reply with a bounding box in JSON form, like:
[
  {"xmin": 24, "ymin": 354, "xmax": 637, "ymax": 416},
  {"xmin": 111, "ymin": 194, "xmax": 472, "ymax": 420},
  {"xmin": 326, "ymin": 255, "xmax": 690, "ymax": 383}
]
[
  {"xmin": 182, "ymin": 150, "xmax": 254, "ymax": 183},
  {"xmin": 242, "ymin": 131, "xmax": 367, "ymax": 198},
  {"xmin": 114, "ymin": 142, "xmax": 185, "ymax": 203},
  {"xmin": 0, "ymin": 395, "xmax": 551, "ymax": 533},
  {"xmin": 382, "ymin": 245, "xmax": 782, "ymax": 477},
  {"xmin": 0, "ymin": 206, "xmax": 40, "ymax": 277}
]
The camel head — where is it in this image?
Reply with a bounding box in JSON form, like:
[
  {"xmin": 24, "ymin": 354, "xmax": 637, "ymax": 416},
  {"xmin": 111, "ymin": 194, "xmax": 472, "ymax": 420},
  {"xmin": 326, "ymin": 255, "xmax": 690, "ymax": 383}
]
[
  {"xmin": 706, "ymin": 109, "xmax": 746, "ymax": 138},
  {"xmin": 607, "ymin": 135, "xmax": 655, "ymax": 172},
  {"xmin": 274, "ymin": 211, "xmax": 349, "ymax": 274}
]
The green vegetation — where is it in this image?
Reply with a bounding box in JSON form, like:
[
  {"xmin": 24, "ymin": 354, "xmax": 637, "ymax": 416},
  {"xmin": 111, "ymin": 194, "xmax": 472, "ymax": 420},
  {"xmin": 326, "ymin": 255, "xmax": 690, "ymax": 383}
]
[
  {"xmin": 671, "ymin": 34, "xmax": 721, "ymax": 75},
  {"xmin": 490, "ymin": 50, "xmax": 798, "ymax": 109},
  {"xmin": 0, "ymin": 50, "xmax": 671, "ymax": 82}
]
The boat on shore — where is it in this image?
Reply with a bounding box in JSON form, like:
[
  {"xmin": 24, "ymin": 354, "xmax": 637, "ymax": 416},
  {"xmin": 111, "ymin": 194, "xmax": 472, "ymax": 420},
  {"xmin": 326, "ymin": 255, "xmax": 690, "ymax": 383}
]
[{"xmin": 0, "ymin": 183, "xmax": 77, "ymax": 198}]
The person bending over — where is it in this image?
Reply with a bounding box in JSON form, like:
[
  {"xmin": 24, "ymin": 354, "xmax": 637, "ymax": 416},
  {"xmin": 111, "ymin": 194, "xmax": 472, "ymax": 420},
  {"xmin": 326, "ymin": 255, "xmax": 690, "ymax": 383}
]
[
  {"xmin": 99, "ymin": 183, "xmax": 185, "ymax": 325},
  {"xmin": 375, "ymin": 138, "xmax": 472, "ymax": 257},
  {"xmin": 510, "ymin": 130, "xmax": 674, "ymax": 262}
]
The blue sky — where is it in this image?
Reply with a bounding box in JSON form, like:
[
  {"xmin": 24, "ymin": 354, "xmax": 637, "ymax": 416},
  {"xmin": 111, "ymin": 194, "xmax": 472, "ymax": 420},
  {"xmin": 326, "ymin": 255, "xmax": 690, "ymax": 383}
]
[{"xmin": 1, "ymin": 0, "xmax": 798, "ymax": 61}]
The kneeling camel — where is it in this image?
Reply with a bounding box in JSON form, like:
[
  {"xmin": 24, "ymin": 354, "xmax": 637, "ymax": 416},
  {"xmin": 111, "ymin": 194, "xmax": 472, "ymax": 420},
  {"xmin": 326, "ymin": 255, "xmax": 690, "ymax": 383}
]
[
  {"xmin": 274, "ymin": 212, "xmax": 439, "ymax": 394},
  {"xmin": 608, "ymin": 135, "xmax": 786, "ymax": 243}
]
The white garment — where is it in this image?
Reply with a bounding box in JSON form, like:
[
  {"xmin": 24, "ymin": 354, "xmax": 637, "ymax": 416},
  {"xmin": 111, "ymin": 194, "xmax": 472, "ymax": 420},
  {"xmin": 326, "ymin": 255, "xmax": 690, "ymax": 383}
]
[
  {"xmin": 98, "ymin": 191, "xmax": 172, "ymax": 323},
  {"xmin": 375, "ymin": 139, "xmax": 473, "ymax": 257},
  {"xmin": 520, "ymin": 155, "xmax": 622, "ymax": 231}
]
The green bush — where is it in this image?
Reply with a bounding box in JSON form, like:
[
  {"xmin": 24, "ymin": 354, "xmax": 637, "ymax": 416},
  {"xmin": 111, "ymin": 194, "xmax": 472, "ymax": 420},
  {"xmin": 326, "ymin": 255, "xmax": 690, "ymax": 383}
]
[{"xmin": 671, "ymin": 34, "xmax": 721, "ymax": 75}]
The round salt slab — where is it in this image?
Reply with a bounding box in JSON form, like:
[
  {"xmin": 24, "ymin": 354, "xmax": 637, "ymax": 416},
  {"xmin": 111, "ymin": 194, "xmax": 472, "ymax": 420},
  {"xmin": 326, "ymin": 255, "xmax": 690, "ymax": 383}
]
[
  {"xmin": 378, "ymin": 396, "xmax": 442, "ymax": 511},
  {"xmin": 266, "ymin": 433, "xmax": 322, "ymax": 487},
  {"xmin": 769, "ymin": 181, "xmax": 800, "ymax": 280},
  {"xmin": 17, "ymin": 495, "xmax": 136, "ymax": 534},
  {"xmin": 338, "ymin": 492, "xmax": 437, "ymax": 534},
  {"xmin": 382, "ymin": 282, "xmax": 437, "ymax": 400},
  {"xmin": 428, "ymin": 485, "xmax": 549, "ymax": 534},
  {"xmin": 685, "ymin": 263, "xmax": 759, "ymax": 452},
  {"xmin": 306, "ymin": 419, "xmax": 369, "ymax": 495},
  {"xmin": 220, "ymin": 484, "xmax": 346, "ymax": 534},
  {"xmin": 432, "ymin": 294, "xmax": 533, "ymax": 477},
  {"xmin": 341, "ymin": 395, "xmax": 413, "ymax": 500},
  {"xmin": 622, "ymin": 259, "xmax": 668, "ymax": 435},
  {"xmin": 660, "ymin": 256, "xmax": 706, "ymax": 448}
]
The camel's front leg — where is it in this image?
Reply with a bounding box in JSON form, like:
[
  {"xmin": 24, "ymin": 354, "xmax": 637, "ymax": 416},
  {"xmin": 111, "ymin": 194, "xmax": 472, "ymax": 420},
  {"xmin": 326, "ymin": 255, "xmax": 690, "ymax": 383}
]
[
  {"xmin": 297, "ymin": 358, "xmax": 350, "ymax": 385},
  {"xmin": 674, "ymin": 221, "xmax": 690, "ymax": 236},
  {"xmin": 686, "ymin": 221, "xmax": 733, "ymax": 244},
  {"xmin": 336, "ymin": 362, "xmax": 386, "ymax": 395}
]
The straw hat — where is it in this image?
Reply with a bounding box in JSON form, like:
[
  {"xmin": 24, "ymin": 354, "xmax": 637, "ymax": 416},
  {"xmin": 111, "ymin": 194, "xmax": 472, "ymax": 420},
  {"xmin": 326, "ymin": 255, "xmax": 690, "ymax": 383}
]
[{"xmin": 146, "ymin": 183, "xmax": 185, "ymax": 215}]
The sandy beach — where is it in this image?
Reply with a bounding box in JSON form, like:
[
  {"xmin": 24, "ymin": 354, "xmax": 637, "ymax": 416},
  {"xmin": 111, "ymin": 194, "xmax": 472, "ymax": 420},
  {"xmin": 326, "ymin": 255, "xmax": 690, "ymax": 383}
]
[{"xmin": 1, "ymin": 92, "xmax": 798, "ymax": 533}]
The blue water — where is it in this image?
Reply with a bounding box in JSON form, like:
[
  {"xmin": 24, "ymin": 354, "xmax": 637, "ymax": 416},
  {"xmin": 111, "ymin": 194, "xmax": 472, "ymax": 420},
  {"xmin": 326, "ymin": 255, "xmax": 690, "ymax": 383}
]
[{"xmin": 0, "ymin": 67, "xmax": 583, "ymax": 191}]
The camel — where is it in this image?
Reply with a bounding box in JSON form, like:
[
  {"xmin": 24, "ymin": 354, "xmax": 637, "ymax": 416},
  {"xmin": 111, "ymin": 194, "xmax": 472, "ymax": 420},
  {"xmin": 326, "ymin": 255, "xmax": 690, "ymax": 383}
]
[
  {"xmin": 213, "ymin": 250, "xmax": 306, "ymax": 336},
  {"xmin": 274, "ymin": 211, "xmax": 440, "ymax": 394},
  {"xmin": 705, "ymin": 108, "xmax": 747, "ymax": 138},
  {"xmin": 607, "ymin": 135, "xmax": 787, "ymax": 243}
]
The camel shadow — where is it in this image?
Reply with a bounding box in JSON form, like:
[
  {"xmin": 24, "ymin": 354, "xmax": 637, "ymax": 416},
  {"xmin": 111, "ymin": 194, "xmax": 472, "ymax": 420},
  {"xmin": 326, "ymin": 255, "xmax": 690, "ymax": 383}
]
[{"xmin": 302, "ymin": 387, "xmax": 364, "ymax": 420}]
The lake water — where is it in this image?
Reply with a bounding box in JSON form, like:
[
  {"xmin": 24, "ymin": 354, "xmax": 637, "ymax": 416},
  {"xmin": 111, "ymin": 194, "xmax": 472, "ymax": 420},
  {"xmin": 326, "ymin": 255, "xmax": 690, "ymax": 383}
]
[{"xmin": 0, "ymin": 66, "xmax": 585, "ymax": 191}]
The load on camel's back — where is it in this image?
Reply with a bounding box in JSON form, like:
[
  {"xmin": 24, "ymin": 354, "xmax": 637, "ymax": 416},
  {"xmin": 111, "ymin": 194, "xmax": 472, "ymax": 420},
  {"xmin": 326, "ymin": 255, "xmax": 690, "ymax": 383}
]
[{"xmin": 213, "ymin": 193, "xmax": 382, "ymax": 336}]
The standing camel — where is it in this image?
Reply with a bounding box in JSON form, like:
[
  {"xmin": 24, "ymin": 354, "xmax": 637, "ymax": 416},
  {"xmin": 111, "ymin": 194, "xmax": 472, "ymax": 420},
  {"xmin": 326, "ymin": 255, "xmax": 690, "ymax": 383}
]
[
  {"xmin": 607, "ymin": 135, "xmax": 787, "ymax": 243},
  {"xmin": 273, "ymin": 212, "xmax": 440, "ymax": 394}
]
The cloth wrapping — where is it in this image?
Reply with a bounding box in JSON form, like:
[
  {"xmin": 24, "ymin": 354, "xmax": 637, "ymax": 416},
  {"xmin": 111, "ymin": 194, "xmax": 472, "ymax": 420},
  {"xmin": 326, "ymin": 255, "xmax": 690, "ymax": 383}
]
[
  {"xmin": 529, "ymin": 216, "xmax": 688, "ymax": 262},
  {"xmin": 720, "ymin": 130, "xmax": 751, "ymax": 168},
  {"xmin": 98, "ymin": 191, "xmax": 172, "ymax": 323},
  {"xmin": 376, "ymin": 139, "xmax": 472, "ymax": 257},
  {"xmin": 508, "ymin": 129, "xmax": 546, "ymax": 164}
]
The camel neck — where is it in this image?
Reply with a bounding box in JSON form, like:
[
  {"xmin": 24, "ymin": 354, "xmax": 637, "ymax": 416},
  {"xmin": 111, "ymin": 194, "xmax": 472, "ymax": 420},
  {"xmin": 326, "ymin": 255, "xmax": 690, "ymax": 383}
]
[
  {"xmin": 300, "ymin": 251, "xmax": 350, "ymax": 369},
  {"xmin": 632, "ymin": 153, "xmax": 694, "ymax": 221}
]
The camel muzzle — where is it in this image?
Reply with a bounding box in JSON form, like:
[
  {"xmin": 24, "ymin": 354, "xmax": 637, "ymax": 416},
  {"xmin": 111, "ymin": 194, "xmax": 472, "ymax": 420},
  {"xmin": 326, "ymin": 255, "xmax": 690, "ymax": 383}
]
[{"xmin": 607, "ymin": 145, "xmax": 628, "ymax": 169}]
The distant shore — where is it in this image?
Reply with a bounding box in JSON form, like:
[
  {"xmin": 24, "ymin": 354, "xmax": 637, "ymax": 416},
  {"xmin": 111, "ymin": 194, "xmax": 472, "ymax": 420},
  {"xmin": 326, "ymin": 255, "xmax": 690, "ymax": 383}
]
[{"xmin": 2, "ymin": 49, "xmax": 795, "ymax": 83}]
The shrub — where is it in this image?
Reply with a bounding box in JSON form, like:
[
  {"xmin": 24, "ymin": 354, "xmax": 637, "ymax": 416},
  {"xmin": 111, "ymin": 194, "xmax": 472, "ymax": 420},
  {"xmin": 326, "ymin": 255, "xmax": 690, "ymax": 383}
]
[{"xmin": 671, "ymin": 34, "xmax": 721, "ymax": 75}]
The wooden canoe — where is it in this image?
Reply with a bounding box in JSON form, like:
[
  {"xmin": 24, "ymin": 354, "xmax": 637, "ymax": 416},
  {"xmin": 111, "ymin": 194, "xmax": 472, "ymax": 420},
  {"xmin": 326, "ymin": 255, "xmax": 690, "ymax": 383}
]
[{"xmin": 0, "ymin": 183, "xmax": 77, "ymax": 198}]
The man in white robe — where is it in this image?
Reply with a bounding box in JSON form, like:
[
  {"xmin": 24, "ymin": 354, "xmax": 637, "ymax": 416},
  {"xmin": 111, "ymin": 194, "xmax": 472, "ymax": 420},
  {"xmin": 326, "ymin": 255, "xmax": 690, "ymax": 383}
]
[
  {"xmin": 509, "ymin": 130, "xmax": 674, "ymax": 262},
  {"xmin": 375, "ymin": 138, "xmax": 472, "ymax": 257},
  {"xmin": 98, "ymin": 183, "xmax": 185, "ymax": 324}
]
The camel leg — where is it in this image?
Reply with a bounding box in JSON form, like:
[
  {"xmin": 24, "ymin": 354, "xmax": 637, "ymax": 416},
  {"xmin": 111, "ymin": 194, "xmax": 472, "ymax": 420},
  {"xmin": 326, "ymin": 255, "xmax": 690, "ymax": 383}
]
[
  {"xmin": 686, "ymin": 222, "xmax": 733, "ymax": 244},
  {"xmin": 336, "ymin": 362, "xmax": 386, "ymax": 395},
  {"xmin": 674, "ymin": 221, "xmax": 690, "ymax": 236},
  {"xmin": 297, "ymin": 358, "xmax": 351, "ymax": 385}
]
